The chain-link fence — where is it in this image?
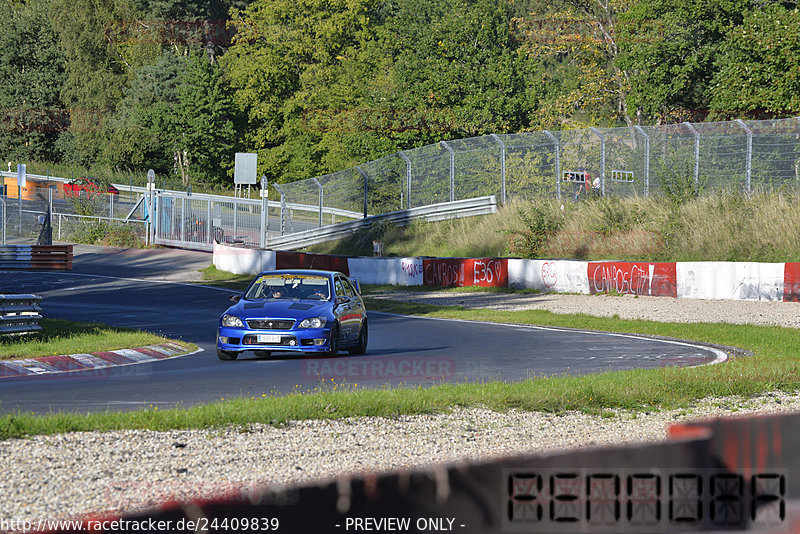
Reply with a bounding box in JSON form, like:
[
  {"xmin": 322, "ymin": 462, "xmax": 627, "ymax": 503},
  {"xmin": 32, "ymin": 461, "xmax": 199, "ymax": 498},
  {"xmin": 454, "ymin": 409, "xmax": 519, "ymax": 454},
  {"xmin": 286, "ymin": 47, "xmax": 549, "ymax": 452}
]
[
  {"xmin": 274, "ymin": 117, "xmax": 800, "ymax": 231},
  {"xmin": 0, "ymin": 175, "xmax": 147, "ymax": 246},
  {"xmin": 3, "ymin": 118, "xmax": 799, "ymax": 250}
]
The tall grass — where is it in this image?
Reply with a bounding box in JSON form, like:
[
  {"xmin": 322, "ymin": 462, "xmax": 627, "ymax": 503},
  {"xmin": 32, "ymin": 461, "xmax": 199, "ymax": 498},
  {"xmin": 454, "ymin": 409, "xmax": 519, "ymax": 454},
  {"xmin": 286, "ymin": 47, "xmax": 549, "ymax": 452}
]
[{"xmin": 309, "ymin": 191, "xmax": 800, "ymax": 262}]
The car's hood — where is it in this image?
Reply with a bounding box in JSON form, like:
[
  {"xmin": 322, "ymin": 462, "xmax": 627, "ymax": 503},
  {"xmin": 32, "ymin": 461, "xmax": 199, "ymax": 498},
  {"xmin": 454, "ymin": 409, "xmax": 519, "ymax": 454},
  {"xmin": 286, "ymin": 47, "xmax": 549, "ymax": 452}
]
[{"xmin": 227, "ymin": 299, "xmax": 331, "ymax": 320}]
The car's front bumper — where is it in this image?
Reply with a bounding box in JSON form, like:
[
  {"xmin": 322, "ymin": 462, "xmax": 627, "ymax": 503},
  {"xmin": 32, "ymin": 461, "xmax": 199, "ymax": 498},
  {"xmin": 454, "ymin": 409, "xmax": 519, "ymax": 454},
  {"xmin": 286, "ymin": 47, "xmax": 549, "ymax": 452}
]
[{"xmin": 217, "ymin": 326, "xmax": 333, "ymax": 354}]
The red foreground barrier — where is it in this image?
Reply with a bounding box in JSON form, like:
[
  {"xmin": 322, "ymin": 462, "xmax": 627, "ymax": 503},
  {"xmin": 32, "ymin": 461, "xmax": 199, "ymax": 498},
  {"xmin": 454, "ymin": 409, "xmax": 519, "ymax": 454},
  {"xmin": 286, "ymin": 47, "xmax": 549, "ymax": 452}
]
[{"xmin": 48, "ymin": 410, "xmax": 800, "ymax": 533}]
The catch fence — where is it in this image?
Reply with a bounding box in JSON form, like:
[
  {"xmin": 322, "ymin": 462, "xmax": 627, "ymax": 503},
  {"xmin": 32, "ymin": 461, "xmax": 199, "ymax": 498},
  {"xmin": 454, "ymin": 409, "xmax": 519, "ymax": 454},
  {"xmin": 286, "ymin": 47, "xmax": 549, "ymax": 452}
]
[
  {"xmin": 2, "ymin": 118, "xmax": 798, "ymax": 251},
  {"xmin": 274, "ymin": 117, "xmax": 800, "ymax": 231}
]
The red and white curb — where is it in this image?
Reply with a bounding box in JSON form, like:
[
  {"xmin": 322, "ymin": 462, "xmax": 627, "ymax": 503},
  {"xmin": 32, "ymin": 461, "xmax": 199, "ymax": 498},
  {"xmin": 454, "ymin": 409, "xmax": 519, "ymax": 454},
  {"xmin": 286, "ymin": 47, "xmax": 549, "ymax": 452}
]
[{"xmin": 0, "ymin": 342, "xmax": 195, "ymax": 378}]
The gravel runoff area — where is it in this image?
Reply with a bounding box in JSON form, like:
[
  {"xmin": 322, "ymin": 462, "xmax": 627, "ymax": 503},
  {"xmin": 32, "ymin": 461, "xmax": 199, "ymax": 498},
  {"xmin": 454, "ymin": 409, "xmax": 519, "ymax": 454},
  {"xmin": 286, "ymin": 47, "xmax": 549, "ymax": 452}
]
[{"xmin": 2, "ymin": 291, "xmax": 800, "ymax": 523}]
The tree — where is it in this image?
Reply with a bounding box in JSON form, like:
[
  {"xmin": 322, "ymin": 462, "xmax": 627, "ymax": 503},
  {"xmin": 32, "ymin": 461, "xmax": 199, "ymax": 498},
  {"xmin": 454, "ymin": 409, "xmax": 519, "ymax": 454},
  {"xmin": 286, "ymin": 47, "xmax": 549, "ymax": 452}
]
[
  {"xmin": 515, "ymin": 0, "xmax": 636, "ymax": 128},
  {"xmin": 50, "ymin": 0, "xmax": 142, "ymax": 164},
  {"xmin": 100, "ymin": 53, "xmax": 185, "ymax": 174},
  {"xmin": 175, "ymin": 53, "xmax": 240, "ymax": 185},
  {"xmin": 709, "ymin": 4, "xmax": 800, "ymax": 118},
  {"xmin": 616, "ymin": 0, "xmax": 754, "ymax": 123},
  {"xmin": 386, "ymin": 0, "xmax": 529, "ymax": 137},
  {"xmin": 222, "ymin": 0, "xmax": 384, "ymax": 182},
  {"xmin": 0, "ymin": 0, "xmax": 66, "ymax": 161}
]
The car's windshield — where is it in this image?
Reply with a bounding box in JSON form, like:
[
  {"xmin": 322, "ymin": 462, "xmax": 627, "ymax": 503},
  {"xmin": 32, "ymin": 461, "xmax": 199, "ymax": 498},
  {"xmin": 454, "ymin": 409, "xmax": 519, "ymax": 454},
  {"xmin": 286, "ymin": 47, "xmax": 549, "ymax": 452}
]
[{"xmin": 244, "ymin": 274, "xmax": 331, "ymax": 300}]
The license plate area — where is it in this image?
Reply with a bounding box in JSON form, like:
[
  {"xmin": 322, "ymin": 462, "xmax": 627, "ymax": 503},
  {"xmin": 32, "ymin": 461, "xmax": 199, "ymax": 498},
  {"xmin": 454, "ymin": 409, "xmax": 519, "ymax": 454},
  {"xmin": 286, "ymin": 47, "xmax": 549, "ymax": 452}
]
[{"xmin": 257, "ymin": 334, "xmax": 281, "ymax": 344}]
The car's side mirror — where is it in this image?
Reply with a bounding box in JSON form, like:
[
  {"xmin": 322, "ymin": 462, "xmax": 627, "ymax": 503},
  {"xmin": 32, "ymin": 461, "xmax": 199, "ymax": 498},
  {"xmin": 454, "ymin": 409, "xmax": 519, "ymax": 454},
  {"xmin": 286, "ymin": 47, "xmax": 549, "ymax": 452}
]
[{"xmin": 230, "ymin": 294, "xmax": 242, "ymax": 303}]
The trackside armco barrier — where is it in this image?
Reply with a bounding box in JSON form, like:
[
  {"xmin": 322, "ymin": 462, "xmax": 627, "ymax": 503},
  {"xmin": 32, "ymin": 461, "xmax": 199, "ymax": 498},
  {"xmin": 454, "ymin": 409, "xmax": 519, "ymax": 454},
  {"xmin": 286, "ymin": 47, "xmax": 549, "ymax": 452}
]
[
  {"xmin": 0, "ymin": 294, "xmax": 43, "ymax": 335},
  {"xmin": 0, "ymin": 245, "xmax": 73, "ymax": 270},
  {"xmin": 51, "ymin": 410, "xmax": 800, "ymax": 533},
  {"xmin": 213, "ymin": 243, "xmax": 800, "ymax": 302}
]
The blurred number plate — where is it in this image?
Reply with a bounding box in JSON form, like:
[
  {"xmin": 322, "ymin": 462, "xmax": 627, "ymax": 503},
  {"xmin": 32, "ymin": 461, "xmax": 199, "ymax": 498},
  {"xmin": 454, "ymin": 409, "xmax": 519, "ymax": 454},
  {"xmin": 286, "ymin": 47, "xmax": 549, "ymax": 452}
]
[{"xmin": 257, "ymin": 335, "xmax": 281, "ymax": 343}]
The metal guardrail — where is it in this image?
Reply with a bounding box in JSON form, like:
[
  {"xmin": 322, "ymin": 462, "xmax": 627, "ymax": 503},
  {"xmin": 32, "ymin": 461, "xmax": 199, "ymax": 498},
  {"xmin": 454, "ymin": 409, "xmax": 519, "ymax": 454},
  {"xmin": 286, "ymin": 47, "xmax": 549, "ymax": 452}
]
[
  {"xmin": 265, "ymin": 195, "xmax": 497, "ymax": 250},
  {"xmin": 0, "ymin": 245, "xmax": 74, "ymax": 270},
  {"xmin": 0, "ymin": 294, "xmax": 43, "ymax": 335}
]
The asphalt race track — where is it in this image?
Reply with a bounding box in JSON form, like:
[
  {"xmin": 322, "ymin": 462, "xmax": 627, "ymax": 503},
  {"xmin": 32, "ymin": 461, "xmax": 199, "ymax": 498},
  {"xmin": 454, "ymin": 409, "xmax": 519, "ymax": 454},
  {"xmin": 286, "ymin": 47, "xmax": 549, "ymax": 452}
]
[{"xmin": 0, "ymin": 248, "xmax": 725, "ymax": 414}]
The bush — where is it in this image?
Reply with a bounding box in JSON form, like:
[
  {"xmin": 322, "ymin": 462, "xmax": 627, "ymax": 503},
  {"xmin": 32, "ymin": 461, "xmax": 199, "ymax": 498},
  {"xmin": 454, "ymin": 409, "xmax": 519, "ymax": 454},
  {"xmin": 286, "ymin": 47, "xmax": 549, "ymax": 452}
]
[{"xmin": 506, "ymin": 200, "xmax": 563, "ymax": 258}]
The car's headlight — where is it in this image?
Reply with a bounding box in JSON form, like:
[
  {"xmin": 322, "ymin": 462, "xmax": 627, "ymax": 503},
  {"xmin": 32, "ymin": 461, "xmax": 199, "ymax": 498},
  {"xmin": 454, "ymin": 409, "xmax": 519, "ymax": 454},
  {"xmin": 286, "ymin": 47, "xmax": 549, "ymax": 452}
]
[
  {"xmin": 298, "ymin": 317, "xmax": 327, "ymax": 328},
  {"xmin": 221, "ymin": 314, "xmax": 244, "ymax": 328}
]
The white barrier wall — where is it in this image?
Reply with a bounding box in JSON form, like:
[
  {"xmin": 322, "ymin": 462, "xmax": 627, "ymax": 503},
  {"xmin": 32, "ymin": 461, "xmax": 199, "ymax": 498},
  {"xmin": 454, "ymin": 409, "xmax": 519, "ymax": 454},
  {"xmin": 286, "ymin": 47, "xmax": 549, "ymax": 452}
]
[
  {"xmin": 211, "ymin": 245, "xmax": 793, "ymax": 303},
  {"xmin": 213, "ymin": 243, "xmax": 276, "ymax": 275},
  {"xmin": 347, "ymin": 257, "xmax": 424, "ymax": 286},
  {"xmin": 677, "ymin": 262, "xmax": 785, "ymax": 301},
  {"xmin": 508, "ymin": 259, "xmax": 590, "ymax": 294}
]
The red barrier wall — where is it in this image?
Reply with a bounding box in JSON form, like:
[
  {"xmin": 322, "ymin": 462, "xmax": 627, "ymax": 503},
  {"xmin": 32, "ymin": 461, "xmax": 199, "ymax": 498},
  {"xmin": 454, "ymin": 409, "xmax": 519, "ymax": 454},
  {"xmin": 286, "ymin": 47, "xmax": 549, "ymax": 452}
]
[
  {"xmin": 784, "ymin": 263, "xmax": 800, "ymax": 302},
  {"xmin": 588, "ymin": 262, "xmax": 677, "ymax": 297},
  {"xmin": 276, "ymin": 251, "xmax": 350, "ymax": 275},
  {"xmin": 422, "ymin": 258, "xmax": 508, "ymax": 288}
]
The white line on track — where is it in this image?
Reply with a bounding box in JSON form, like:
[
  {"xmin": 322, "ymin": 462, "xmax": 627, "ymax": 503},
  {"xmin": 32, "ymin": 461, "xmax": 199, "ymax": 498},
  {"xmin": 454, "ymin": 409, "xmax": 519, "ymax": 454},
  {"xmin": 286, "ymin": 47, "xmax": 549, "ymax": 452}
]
[
  {"xmin": 370, "ymin": 311, "xmax": 730, "ymax": 366},
  {"xmin": 6, "ymin": 271, "xmax": 729, "ymax": 367}
]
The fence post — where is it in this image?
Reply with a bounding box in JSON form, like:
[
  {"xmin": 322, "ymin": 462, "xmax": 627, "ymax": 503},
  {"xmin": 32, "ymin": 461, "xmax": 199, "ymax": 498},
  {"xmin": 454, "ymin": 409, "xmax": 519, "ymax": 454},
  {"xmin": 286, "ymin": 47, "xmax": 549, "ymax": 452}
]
[
  {"xmin": 489, "ymin": 134, "xmax": 506, "ymax": 204},
  {"xmin": 356, "ymin": 166, "xmax": 368, "ymax": 218},
  {"xmin": 233, "ymin": 198, "xmax": 238, "ymax": 241},
  {"xmin": 543, "ymin": 130, "xmax": 560, "ymax": 200},
  {"xmin": 180, "ymin": 196, "xmax": 186, "ymax": 243},
  {"xmin": 1, "ymin": 194, "xmax": 5, "ymax": 245},
  {"xmin": 440, "ymin": 141, "xmax": 455, "ymax": 202},
  {"xmin": 633, "ymin": 125, "xmax": 650, "ymax": 197},
  {"xmin": 590, "ymin": 127, "xmax": 606, "ymax": 196},
  {"xmin": 273, "ymin": 183, "xmax": 287, "ymax": 236},
  {"xmin": 735, "ymin": 119, "xmax": 753, "ymax": 195},
  {"xmin": 311, "ymin": 178, "xmax": 323, "ymax": 227},
  {"xmin": 207, "ymin": 197, "xmax": 213, "ymax": 245},
  {"xmin": 259, "ymin": 176, "xmax": 268, "ymax": 248},
  {"xmin": 399, "ymin": 152, "xmax": 411, "ymax": 209},
  {"xmin": 683, "ymin": 122, "xmax": 700, "ymax": 191}
]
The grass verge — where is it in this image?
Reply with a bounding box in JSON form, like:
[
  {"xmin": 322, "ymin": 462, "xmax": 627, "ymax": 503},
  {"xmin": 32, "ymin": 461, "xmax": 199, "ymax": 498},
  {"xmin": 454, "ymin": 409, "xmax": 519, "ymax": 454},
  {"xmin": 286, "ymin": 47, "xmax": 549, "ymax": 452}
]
[
  {"xmin": 0, "ymin": 319, "xmax": 192, "ymax": 360},
  {"xmin": 198, "ymin": 265, "xmax": 253, "ymax": 291},
  {"xmin": 1, "ymin": 296, "xmax": 797, "ymax": 439}
]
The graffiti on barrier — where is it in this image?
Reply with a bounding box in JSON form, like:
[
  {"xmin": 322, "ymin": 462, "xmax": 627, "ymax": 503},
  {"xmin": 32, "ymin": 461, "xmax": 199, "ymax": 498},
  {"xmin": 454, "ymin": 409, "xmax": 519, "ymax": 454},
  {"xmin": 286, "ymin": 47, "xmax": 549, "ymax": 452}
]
[
  {"xmin": 542, "ymin": 262, "xmax": 558, "ymax": 288},
  {"xmin": 400, "ymin": 259, "xmax": 424, "ymax": 278},
  {"xmin": 589, "ymin": 262, "xmax": 677, "ymax": 297},
  {"xmin": 425, "ymin": 260, "xmax": 465, "ymax": 287},
  {"xmin": 473, "ymin": 259, "xmax": 504, "ymax": 286},
  {"xmin": 423, "ymin": 258, "xmax": 508, "ymax": 287}
]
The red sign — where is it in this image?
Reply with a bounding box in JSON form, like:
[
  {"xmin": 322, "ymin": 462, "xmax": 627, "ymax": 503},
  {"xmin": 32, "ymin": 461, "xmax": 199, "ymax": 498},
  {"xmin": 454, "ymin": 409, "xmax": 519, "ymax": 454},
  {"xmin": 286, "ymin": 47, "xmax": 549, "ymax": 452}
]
[
  {"xmin": 588, "ymin": 262, "xmax": 677, "ymax": 297},
  {"xmin": 784, "ymin": 263, "xmax": 800, "ymax": 302},
  {"xmin": 422, "ymin": 258, "xmax": 508, "ymax": 288}
]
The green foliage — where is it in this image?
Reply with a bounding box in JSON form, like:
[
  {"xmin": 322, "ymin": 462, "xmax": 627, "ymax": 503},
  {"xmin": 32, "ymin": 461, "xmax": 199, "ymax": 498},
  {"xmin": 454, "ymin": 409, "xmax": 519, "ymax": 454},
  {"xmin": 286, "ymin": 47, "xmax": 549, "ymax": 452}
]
[
  {"xmin": 617, "ymin": 0, "xmax": 753, "ymax": 122},
  {"xmin": 101, "ymin": 53, "xmax": 184, "ymax": 173},
  {"xmin": 594, "ymin": 196, "xmax": 643, "ymax": 236},
  {"xmin": 68, "ymin": 220, "xmax": 144, "ymax": 248},
  {"xmin": 506, "ymin": 200, "xmax": 562, "ymax": 258},
  {"xmin": 3, "ymin": 0, "xmax": 800, "ymax": 192},
  {"xmin": 0, "ymin": 0, "xmax": 66, "ymax": 160},
  {"xmin": 709, "ymin": 5, "xmax": 800, "ymax": 118},
  {"xmin": 176, "ymin": 53, "xmax": 240, "ymax": 185}
]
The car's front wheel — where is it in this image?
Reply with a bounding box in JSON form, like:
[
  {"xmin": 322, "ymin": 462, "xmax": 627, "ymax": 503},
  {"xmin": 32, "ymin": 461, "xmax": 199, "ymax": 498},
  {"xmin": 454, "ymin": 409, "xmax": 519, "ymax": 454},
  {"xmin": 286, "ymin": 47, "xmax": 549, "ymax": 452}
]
[
  {"xmin": 323, "ymin": 323, "xmax": 340, "ymax": 357},
  {"xmin": 217, "ymin": 348, "xmax": 238, "ymax": 361},
  {"xmin": 349, "ymin": 319, "xmax": 368, "ymax": 355}
]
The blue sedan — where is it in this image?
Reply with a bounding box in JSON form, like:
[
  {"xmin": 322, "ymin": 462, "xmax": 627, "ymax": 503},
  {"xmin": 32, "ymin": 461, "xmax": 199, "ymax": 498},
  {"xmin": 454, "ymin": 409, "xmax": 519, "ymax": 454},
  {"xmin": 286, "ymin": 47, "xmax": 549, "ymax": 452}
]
[{"xmin": 216, "ymin": 270, "xmax": 368, "ymax": 360}]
